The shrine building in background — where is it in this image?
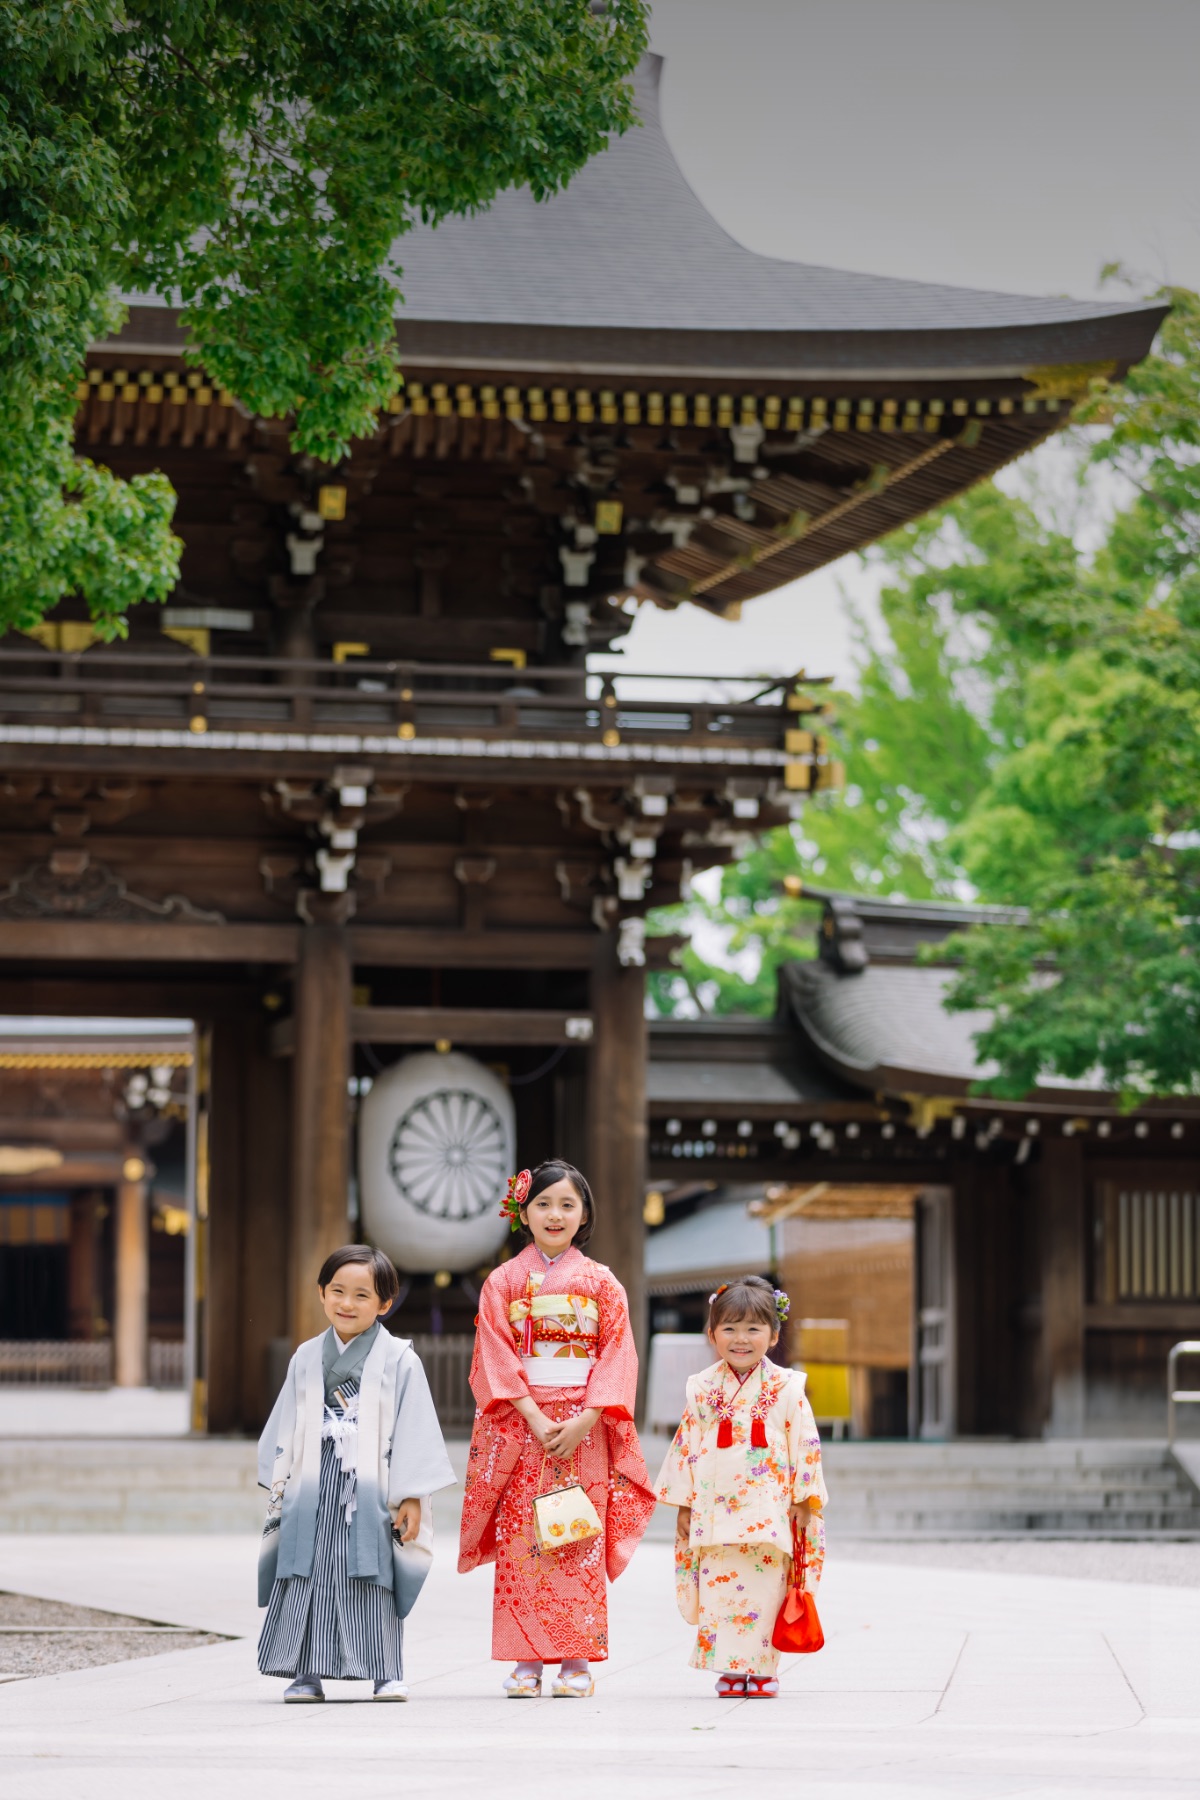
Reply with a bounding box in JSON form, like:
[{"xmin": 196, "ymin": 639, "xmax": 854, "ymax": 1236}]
[{"xmin": 0, "ymin": 57, "xmax": 1165, "ymax": 1435}]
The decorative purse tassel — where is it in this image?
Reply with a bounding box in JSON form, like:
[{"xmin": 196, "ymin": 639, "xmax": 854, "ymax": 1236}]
[
  {"xmin": 716, "ymin": 1417, "xmax": 734, "ymax": 1449},
  {"xmin": 751, "ymin": 1417, "xmax": 768, "ymax": 1448}
]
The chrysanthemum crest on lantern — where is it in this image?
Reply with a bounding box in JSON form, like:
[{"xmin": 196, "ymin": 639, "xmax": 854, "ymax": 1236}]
[{"xmin": 500, "ymin": 1168, "xmax": 532, "ymax": 1232}]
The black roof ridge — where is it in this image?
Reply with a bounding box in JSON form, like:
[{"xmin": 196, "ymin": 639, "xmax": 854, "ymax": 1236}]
[{"xmin": 797, "ymin": 885, "xmax": 1027, "ymax": 929}]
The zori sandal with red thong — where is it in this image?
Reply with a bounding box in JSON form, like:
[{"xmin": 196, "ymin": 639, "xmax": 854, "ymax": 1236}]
[
  {"xmin": 745, "ymin": 1675, "xmax": 780, "ymax": 1698},
  {"xmin": 716, "ymin": 1673, "xmax": 747, "ymax": 1698}
]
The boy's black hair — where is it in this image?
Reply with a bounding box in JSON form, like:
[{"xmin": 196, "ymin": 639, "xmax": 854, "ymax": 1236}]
[
  {"xmin": 520, "ymin": 1159, "xmax": 595, "ymax": 1248},
  {"xmin": 707, "ymin": 1274, "xmax": 779, "ymax": 1334},
  {"xmin": 316, "ymin": 1243, "xmax": 400, "ymax": 1305}
]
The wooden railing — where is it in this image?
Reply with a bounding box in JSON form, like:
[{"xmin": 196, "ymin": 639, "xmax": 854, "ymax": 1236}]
[
  {"xmin": 148, "ymin": 1339, "xmax": 187, "ymax": 1389},
  {"xmin": 0, "ymin": 1340, "xmax": 113, "ymax": 1385},
  {"xmin": 0, "ymin": 648, "xmax": 813, "ymax": 751},
  {"xmin": 410, "ymin": 1332, "xmax": 476, "ymax": 1431}
]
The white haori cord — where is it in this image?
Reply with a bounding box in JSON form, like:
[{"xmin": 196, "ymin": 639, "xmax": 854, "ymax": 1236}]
[{"xmin": 323, "ymin": 1394, "xmax": 361, "ymax": 1524}]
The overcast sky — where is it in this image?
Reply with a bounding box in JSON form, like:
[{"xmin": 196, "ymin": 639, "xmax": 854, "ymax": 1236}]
[{"xmin": 600, "ymin": 0, "xmax": 1200, "ymax": 690}]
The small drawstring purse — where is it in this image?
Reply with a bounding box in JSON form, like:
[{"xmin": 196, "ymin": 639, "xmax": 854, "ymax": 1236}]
[
  {"xmin": 532, "ymin": 1450, "xmax": 603, "ymax": 1551},
  {"xmin": 771, "ymin": 1516, "xmax": 825, "ymax": 1654}
]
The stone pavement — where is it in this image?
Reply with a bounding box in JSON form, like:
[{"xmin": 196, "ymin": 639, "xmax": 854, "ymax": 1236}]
[{"xmin": 0, "ymin": 1529, "xmax": 1196, "ymax": 1799}]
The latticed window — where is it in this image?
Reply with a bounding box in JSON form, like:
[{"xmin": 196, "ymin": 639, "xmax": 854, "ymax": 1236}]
[{"xmin": 1092, "ymin": 1181, "xmax": 1200, "ymax": 1303}]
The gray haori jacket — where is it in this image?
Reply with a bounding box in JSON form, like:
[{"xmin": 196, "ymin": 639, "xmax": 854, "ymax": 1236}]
[{"xmin": 257, "ymin": 1325, "xmax": 456, "ymax": 1615}]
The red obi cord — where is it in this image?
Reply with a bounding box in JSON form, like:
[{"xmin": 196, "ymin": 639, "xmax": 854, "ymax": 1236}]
[{"xmin": 712, "ymin": 1383, "xmax": 772, "ymax": 1449}]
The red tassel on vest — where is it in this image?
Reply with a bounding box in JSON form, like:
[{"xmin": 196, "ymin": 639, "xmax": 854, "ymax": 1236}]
[
  {"xmin": 716, "ymin": 1417, "xmax": 734, "ymax": 1449},
  {"xmin": 751, "ymin": 1417, "xmax": 768, "ymax": 1449}
]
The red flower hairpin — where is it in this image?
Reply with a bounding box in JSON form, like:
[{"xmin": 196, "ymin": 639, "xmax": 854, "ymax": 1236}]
[{"xmin": 500, "ymin": 1168, "xmax": 532, "ymax": 1232}]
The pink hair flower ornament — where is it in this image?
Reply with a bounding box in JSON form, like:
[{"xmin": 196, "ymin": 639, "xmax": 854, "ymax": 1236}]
[{"xmin": 500, "ymin": 1168, "xmax": 532, "ymax": 1232}]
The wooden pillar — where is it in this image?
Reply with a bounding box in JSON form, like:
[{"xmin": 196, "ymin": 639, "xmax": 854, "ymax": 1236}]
[
  {"xmin": 206, "ymin": 1019, "xmax": 245, "ymax": 1435},
  {"xmin": 239, "ymin": 1034, "xmax": 292, "ymax": 1428},
  {"xmin": 114, "ymin": 1158, "xmax": 149, "ymax": 1387},
  {"xmin": 290, "ymin": 923, "xmax": 352, "ymax": 1343},
  {"xmin": 586, "ymin": 936, "xmax": 647, "ymax": 1360},
  {"xmin": 1040, "ymin": 1137, "xmax": 1086, "ymax": 1437},
  {"xmin": 67, "ymin": 1190, "xmax": 101, "ymax": 1341}
]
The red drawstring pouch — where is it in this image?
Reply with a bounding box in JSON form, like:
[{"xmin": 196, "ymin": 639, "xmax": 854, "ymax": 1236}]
[{"xmin": 771, "ymin": 1518, "xmax": 824, "ymax": 1654}]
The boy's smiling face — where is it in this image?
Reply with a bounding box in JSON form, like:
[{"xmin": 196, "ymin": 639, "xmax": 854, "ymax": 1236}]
[{"xmin": 319, "ymin": 1263, "xmax": 391, "ymax": 1340}]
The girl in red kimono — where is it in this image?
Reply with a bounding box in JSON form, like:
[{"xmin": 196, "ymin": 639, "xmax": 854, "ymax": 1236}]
[{"xmin": 458, "ymin": 1159, "xmax": 655, "ymax": 1698}]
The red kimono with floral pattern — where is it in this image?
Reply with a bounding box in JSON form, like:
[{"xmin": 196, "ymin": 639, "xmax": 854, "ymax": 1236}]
[{"xmin": 458, "ymin": 1242, "xmax": 655, "ymax": 1662}]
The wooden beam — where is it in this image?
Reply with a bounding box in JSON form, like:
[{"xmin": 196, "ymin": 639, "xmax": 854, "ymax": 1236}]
[
  {"xmin": 587, "ymin": 938, "xmax": 648, "ymax": 1367},
  {"xmin": 0, "ymin": 921, "xmax": 301, "ymax": 964},
  {"xmin": 271, "ymin": 1006, "xmax": 594, "ymax": 1055},
  {"xmin": 1085, "ymin": 1302, "xmax": 1200, "ymax": 1333},
  {"xmin": 353, "ymin": 1006, "xmax": 593, "ymax": 1047},
  {"xmin": 0, "ymin": 1156, "xmax": 124, "ymax": 1188},
  {"xmin": 350, "ymin": 928, "xmax": 597, "ymax": 969},
  {"xmin": 289, "ymin": 925, "xmax": 351, "ymax": 1342},
  {"xmin": 0, "ymin": 920, "xmax": 599, "ymax": 971},
  {"xmin": 0, "ymin": 1118, "xmax": 124, "ymax": 1151}
]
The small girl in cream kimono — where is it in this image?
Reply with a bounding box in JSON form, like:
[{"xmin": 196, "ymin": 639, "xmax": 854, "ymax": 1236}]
[{"xmin": 655, "ymin": 1276, "xmax": 827, "ymax": 1697}]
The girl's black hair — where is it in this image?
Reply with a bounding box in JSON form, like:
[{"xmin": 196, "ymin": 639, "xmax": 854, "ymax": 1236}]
[
  {"xmin": 707, "ymin": 1275, "xmax": 779, "ymax": 1334},
  {"xmin": 316, "ymin": 1243, "xmax": 400, "ymax": 1306},
  {"xmin": 520, "ymin": 1159, "xmax": 595, "ymax": 1249}
]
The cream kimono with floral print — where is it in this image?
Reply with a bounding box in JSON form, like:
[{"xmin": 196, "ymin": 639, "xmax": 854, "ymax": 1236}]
[{"xmin": 655, "ymin": 1358, "xmax": 827, "ymax": 1580}]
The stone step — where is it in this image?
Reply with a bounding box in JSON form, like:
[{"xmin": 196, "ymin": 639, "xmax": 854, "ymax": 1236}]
[
  {"xmin": 835, "ymin": 1513, "xmax": 1200, "ymax": 1536},
  {"xmin": 1, "ymin": 1435, "xmax": 1197, "ymax": 1537}
]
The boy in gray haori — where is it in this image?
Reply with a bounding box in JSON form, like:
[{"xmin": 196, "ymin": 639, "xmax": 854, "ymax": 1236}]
[{"xmin": 257, "ymin": 1245, "xmax": 455, "ymax": 1701}]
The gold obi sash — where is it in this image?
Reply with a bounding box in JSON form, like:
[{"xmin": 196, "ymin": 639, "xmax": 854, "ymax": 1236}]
[{"xmin": 509, "ymin": 1289, "xmax": 599, "ymax": 1387}]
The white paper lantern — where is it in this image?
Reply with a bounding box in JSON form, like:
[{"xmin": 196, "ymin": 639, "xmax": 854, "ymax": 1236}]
[{"xmin": 359, "ymin": 1050, "xmax": 514, "ymax": 1273}]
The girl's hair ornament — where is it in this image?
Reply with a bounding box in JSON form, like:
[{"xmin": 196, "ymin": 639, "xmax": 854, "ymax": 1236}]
[
  {"xmin": 500, "ymin": 1168, "xmax": 532, "ymax": 1233},
  {"xmin": 773, "ymin": 1287, "xmax": 791, "ymax": 1326}
]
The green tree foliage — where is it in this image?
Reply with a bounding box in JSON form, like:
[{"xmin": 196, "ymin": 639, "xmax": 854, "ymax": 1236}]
[
  {"xmin": 1, "ymin": 1, "xmax": 647, "ymax": 636},
  {"xmin": 657, "ymin": 288, "xmax": 1200, "ymax": 1100}
]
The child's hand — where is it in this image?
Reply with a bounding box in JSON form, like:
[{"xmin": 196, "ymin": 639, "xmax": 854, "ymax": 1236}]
[
  {"xmin": 525, "ymin": 1409, "xmax": 558, "ymax": 1451},
  {"xmin": 789, "ymin": 1496, "xmax": 820, "ymax": 1522},
  {"xmin": 675, "ymin": 1505, "xmax": 692, "ymax": 1545},
  {"xmin": 544, "ymin": 1408, "xmax": 599, "ymax": 1460},
  {"xmin": 392, "ymin": 1498, "xmax": 421, "ymax": 1543}
]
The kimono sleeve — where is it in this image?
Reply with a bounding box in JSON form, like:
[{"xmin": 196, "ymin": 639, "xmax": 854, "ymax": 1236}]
[
  {"xmin": 654, "ymin": 1377, "xmax": 701, "ymax": 1508},
  {"xmin": 468, "ymin": 1270, "xmax": 531, "ymax": 1412},
  {"xmin": 257, "ymin": 1350, "xmax": 298, "ymax": 1490},
  {"xmin": 581, "ymin": 1269, "xmax": 637, "ymax": 1420},
  {"xmin": 386, "ymin": 1347, "xmax": 458, "ymax": 1507},
  {"xmin": 787, "ymin": 1375, "xmax": 829, "ymax": 1509}
]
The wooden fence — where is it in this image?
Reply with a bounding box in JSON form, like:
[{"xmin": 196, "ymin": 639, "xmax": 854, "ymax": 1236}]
[
  {"xmin": 0, "ymin": 1340, "xmax": 187, "ymax": 1387},
  {"xmin": 0, "ymin": 1341, "xmax": 113, "ymax": 1385},
  {"xmin": 410, "ymin": 1333, "xmax": 476, "ymax": 1431}
]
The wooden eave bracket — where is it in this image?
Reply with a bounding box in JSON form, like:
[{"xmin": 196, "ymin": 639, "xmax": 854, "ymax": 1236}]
[{"xmin": 270, "ymin": 1005, "xmax": 595, "ymax": 1057}]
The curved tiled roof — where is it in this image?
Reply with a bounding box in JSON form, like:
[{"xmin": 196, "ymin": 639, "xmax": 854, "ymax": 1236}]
[
  {"xmin": 781, "ymin": 958, "xmax": 998, "ymax": 1091},
  {"xmin": 391, "ymin": 55, "xmax": 1158, "ymax": 340}
]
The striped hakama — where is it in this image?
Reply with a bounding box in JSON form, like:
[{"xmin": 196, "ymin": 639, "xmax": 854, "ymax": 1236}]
[{"xmin": 258, "ymin": 1375, "xmax": 403, "ymax": 1682}]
